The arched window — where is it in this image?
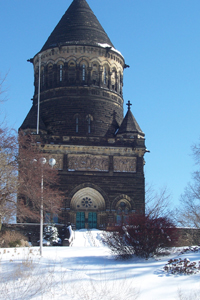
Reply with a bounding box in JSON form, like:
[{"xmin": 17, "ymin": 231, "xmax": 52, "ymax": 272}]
[
  {"xmin": 74, "ymin": 114, "xmax": 80, "ymax": 133},
  {"xmin": 48, "ymin": 64, "xmax": 53, "ymax": 87},
  {"xmin": 88, "ymin": 116, "xmax": 91, "ymax": 134},
  {"xmin": 76, "ymin": 116, "xmax": 79, "ymax": 133},
  {"xmin": 82, "ymin": 64, "xmax": 86, "ymax": 81},
  {"xmin": 41, "ymin": 67, "xmax": 45, "ymax": 87},
  {"xmin": 68, "ymin": 61, "xmax": 76, "ymax": 84},
  {"xmin": 91, "ymin": 63, "xmax": 99, "ymax": 85},
  {"xmin": 104, "ymin": 67, "xmax": 107, "ymax": 85},
  {"xmin": 111, "ymin": 69, "xmax": 116, "ymax": 90},
  {"xmin": 118, "ymin": 73, "xmax": 121, "ymax": 94},
  {"xmin": 59, "ymin": 64, "xmax": 63, "ymax": 82},
  {"xmin": 116, "ymin": 200, "xmax": 131, "ymax": 225},
  {"xmin": 86, "ymin": 114, "xmax": 93, "ymax": 134}
]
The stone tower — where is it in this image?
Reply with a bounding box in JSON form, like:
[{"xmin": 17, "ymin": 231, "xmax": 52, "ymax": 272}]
[{"xmin": 20, "ymin": 0, "xmax": 147, "ymax": 229}]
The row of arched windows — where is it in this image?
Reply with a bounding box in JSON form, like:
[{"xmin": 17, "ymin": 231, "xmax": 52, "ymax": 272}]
[
  {"xmin": 35, "ymin": 61, "xmax": 123, "ymax": 94},
  {"xmin": 74, "ymin": 114, "xmax": 93, "ymax": 134}
]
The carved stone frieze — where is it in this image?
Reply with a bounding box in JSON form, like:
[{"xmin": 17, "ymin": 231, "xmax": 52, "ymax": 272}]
[
  {"xmin": 113, "ymin": 156, "xmax": 137, "ymax": 173},
  {"xmin": 68, "ymin": 154, "xmax": 109, "ymax": 171}
]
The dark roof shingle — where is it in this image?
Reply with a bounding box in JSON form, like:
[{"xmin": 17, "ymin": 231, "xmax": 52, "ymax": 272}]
[
  {"xmin": 41, "ymin": 0, "xmax": 114, "ymax": 52},
  {"xmin": 117, "ymin": 109, "xmax": 144, "ymax": 137}
]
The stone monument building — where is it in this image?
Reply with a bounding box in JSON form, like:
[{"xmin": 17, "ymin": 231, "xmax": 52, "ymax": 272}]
[{"xmin": 20, "ymin": 0, "xmax": 147, "ymax": 229}]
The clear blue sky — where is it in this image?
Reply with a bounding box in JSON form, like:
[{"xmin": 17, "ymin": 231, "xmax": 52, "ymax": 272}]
[{"xmin": 1, "ymin": 0, "xmax": 200, "ymax": 208}]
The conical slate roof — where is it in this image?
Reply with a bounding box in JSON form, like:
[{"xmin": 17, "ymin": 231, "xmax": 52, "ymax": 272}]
[
  {"xmin": 41, "ymin": 0, "xmax": 114, "ymax": 52},
  {"xmin": 117, "ymin": 105, "xmax": 144, "ymax": 137}
]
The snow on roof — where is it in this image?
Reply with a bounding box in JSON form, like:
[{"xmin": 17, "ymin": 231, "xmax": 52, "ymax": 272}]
[{"xmin": 97, "ymin": 43, "xmax": 124, "ymax": 58}]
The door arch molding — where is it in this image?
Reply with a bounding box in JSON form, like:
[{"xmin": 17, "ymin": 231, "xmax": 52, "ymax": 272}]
[{"xmin": 70, "ymin": 187, "xmax": 106, "ymax": 211}]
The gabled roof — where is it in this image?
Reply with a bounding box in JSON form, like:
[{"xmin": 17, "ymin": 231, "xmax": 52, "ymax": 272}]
[
  {"xmin": 117, "ymin": 106, "xmax": 144, "ymax": 137},
  {"xmin": 41, "ymin": 0, "xmax": 114, "ymax": 52},
  {"xmin": 20, "ymin": 105, "xmax": 47, "ymax": 133}
]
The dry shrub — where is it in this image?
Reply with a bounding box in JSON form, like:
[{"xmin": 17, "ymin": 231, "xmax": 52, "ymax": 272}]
[
  {"xmin": 0, "ymin": 229, "xmax": 28, "ymax": 248},
  {"xmin": 104, "ymin": 216, "xmax": 178, "ymax": 259},
  {"xmin": 164, "ymin": 258, "xmax": 200, "ymax": 275}
]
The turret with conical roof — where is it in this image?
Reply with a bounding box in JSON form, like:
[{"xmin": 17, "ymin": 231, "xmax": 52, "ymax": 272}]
[
  {"xmin": 117, "ymin": 101, "xmax": 144, "ymax": 138},
  {"xmin": 41, "ymin": 0, "xmax": 114, "ymax": 51},
  {"xmin": 21, "ymin": 0, "xmax": 125, "ymax": 138}
]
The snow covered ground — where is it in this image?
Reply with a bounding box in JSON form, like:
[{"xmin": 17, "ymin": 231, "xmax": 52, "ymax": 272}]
[{"xmin": 0, "ymin": 229, "xmax": 200, "ymax": 300}]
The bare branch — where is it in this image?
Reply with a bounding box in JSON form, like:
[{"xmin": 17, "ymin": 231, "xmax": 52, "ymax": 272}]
[
  {"xmin": 177, "ymin": 138, "xmax": 200, "ymax": 228},
  {"xmin": 145, "ymin": 183, "xmax": 172, "ymax": 219},
  {"xmin": 0, "ymin": 124, "xmax": 18, "ymax": 227},
  {"xmin": 0, "ymin": 73, "xmax": 8, "ymax": 103},
  {"xmin": 17, "ymin": 132, "xmax": 64, "ymax": 222},
  {"xmin": 192, "ymin": 138, "xmax": 200, "ymax": 165}
]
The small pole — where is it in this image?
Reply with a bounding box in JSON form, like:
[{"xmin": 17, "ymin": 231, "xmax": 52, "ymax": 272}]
[
  {"xmin": 40, "ymin": 168, "xmax": 44, "ymax": 256},
  {"xmin": 39, "ymin": 157, "xmax": 46, "ymax": 257},
  {"xmin": 39, "ymin": 158, "xmax": 55, "ymax": 256},
  {"xmin": 37, "ymin": 54, "xmax": 41, "ymax": 135}
]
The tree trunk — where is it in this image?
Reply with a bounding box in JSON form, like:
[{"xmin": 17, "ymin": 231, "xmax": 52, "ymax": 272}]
[{"xmin": 0, "ymin": 215, "xmax": 2, "ymax": 231}]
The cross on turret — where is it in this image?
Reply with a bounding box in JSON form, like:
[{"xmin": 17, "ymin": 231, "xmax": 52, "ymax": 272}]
[{"xmin": 126, "ymin": 100, "xmax": 132, "ymax": 111}]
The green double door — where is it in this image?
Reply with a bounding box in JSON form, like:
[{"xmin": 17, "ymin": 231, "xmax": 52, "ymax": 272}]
[
  {"xmin": 88, "ymin": 212, "xmax": 97, "ymax": 229},
  {"xmin": 76, "ymin": 212, "xmax": 97, "ymax": 229},
  {"xmin": 76, "ymin": 212, "xmax": 85, "ymax": 229}
]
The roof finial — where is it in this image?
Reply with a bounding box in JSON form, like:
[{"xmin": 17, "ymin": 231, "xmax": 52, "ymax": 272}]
[{"xmin": 126, "ymin": 100, "xmax": 132, "ymax": 111}]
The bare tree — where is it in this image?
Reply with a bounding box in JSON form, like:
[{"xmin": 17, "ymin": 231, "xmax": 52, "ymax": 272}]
[
  {"xmin": 192, "ymin": 139, "xmax": 200, "ymax": 165},
  {"xmin": 17, "ymin": 133, "xmax": 64, "ymax": 256},
  {"xmin": 17, "ymin": 132, "xmax": 64, "ymax": 223},
  {"xmin": 177, "ymin": 139, "xmax": 200, "ymax": 228},
  {"xmin": 0, "ymin": 73, "xmax": 8, "ymax": 104},
  {"xmin": 145, "ymin": 183, "xmax": 172, "ymax": 219},
  {"xmin": 0, "ymin": 125, "xmax": 18, "ymax": 229},
  {"xmin": 0, "ymin": 76, "xmax": 63, "ymax": 233},
  {"xmin": 0, "ymin": 73, "xmax": 18, "ymax": 229}
]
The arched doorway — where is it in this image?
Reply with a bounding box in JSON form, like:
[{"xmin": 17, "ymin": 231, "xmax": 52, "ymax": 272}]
[{"xmin": 70, "ymin": 187, "xmax": 105, "ymax": 229}]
